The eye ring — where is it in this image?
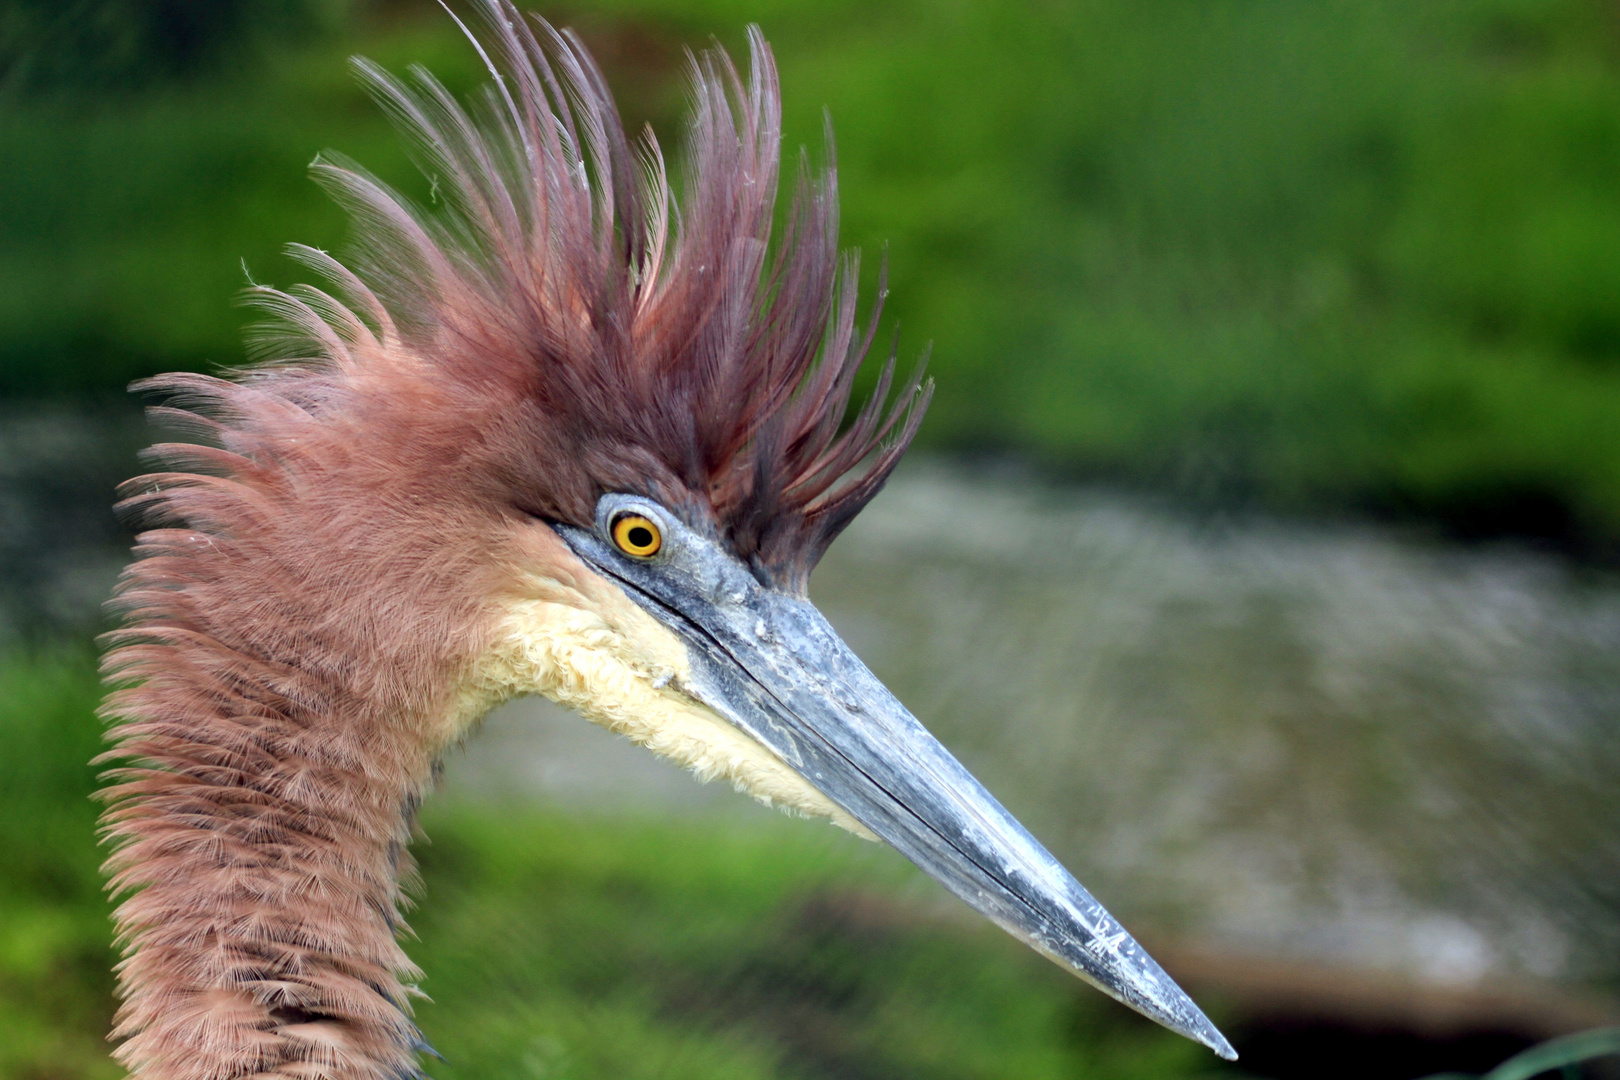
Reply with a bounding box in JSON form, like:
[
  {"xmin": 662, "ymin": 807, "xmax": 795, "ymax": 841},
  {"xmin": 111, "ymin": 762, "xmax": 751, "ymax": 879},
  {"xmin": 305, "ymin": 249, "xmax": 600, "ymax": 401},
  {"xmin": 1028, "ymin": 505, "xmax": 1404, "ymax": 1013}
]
[{"xmin": 611, "ymin": 513, "xmax": 663, "ymax": 558}]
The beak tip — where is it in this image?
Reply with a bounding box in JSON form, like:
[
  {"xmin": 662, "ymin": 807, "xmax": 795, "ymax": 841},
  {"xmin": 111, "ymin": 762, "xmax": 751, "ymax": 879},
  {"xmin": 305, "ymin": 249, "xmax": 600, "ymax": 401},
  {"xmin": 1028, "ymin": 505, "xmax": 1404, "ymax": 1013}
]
[
  {"xmin": 1205, "ymin": 1028, "xmax": 1239, "ymax": 1061},
  {"xmin": 1169, "ymin": 997, "xmax": 1237, "ymax": 1060},
  {"xmin": 1145, "ymin": 991, "xmax": 1237, "ymax": 1061},
  {"xmin": 1151, "ymin": 989, "xmax": 1234, "ymax": 1059},
  {"xmin": 1160, "ymin": 982, "xmax": 1238, "ymax": 1060},
  {"xmin": 1093, "ymin": 945, "xmax": 1236, "ymax": 1060}
]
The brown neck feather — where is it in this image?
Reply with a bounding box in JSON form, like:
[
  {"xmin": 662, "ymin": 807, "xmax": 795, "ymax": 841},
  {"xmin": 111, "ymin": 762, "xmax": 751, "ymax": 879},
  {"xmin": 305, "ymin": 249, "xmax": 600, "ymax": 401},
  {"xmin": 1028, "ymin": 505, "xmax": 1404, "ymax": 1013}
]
[
  {"xmin": 99, "ymin": 376, "xmax": 504, "ymax": 1078},
  {"xmin": 101, "ymin": 607, "xmax": 439, "ymax": 1080}
]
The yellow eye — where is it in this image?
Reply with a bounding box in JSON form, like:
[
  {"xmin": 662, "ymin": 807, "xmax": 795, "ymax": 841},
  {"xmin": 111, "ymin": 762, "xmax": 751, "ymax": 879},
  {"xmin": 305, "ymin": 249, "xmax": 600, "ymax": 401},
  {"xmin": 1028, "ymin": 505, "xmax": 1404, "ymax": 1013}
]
[{"xmin": 611, "ymin": 513, "xmax": 662, "ymax": 557}]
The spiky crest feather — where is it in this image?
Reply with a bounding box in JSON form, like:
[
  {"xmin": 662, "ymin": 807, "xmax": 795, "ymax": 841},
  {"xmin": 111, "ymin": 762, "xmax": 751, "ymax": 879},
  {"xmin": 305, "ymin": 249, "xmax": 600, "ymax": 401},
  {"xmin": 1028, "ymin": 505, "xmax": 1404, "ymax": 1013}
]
[{"xmin": 258, "ymin": 0, "xmax": 927, "ymax": 590}]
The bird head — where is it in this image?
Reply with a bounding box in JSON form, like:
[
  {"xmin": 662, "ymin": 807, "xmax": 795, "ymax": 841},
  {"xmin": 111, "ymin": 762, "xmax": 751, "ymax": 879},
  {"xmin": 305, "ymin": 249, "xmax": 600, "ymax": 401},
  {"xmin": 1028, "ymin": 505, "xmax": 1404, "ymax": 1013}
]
[{"xmin": 101, "ymin": 2, "xmax": 1234, "ymax": 1074}]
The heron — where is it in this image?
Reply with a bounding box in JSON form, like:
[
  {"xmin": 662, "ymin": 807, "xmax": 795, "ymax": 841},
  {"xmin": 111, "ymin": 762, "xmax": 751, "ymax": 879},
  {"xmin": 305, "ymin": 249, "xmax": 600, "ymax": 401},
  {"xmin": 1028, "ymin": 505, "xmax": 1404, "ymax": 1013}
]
[{"xmin": 98, "ymin": 3, "xmax": 1236, "ymax": 1076}]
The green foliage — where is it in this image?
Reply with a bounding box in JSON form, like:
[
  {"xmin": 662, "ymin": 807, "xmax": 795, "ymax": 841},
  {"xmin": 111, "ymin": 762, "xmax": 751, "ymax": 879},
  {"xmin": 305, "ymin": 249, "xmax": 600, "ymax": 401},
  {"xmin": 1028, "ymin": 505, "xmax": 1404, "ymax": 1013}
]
[
  {"xmin": 9, "ymin": 0, "xmax": 1620, "ymax": 539},
  {"xmin": 1421, "ymin": 1026, "xmax": 1620, "ymax": 1080},
  {"xmin": 0, "ymin": 0, "xmax": 351, "ymax": 94},
  {"xmin": 755, "ymin": 0, "xmax": 1620, "ymax": 539},
  {"xmin": 0, "ymin": 652, "xmax": 120, "ymax": 1080},
  {"xmin": 0, "ymin": 17, "xmax": 466, "ymax": 396}
]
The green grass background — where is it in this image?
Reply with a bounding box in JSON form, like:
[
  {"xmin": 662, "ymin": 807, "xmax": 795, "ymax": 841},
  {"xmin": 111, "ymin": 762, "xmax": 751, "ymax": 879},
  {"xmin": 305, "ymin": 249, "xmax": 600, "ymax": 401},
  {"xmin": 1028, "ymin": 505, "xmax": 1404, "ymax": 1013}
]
[{"xmin": 9, "ymin": 0, "xmax": 1620, "ymax": 544}]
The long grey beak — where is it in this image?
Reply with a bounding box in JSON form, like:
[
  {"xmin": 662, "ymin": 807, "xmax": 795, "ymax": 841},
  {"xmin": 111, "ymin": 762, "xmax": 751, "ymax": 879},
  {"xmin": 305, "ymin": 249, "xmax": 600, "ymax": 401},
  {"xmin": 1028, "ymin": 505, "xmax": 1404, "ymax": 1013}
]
[{"xmin": 557, "ymin": 495, "xmax": 1236, "ymax": 1061}]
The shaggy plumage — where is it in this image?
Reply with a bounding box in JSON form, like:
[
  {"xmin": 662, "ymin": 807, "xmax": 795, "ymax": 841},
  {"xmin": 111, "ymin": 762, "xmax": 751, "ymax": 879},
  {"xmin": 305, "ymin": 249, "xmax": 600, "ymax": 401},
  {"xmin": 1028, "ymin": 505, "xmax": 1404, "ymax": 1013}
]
[{"xmin": 98, "ymin": 4, "xmax": 928, "ymax": 1077}]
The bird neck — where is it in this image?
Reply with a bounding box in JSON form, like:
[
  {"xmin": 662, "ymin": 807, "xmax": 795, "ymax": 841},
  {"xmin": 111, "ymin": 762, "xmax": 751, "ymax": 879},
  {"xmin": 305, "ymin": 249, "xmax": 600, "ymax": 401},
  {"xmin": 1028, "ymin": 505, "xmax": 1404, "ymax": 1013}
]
[{"xmin": 101, "ymin": 619, "xmax": 453, "ymax": 1079}]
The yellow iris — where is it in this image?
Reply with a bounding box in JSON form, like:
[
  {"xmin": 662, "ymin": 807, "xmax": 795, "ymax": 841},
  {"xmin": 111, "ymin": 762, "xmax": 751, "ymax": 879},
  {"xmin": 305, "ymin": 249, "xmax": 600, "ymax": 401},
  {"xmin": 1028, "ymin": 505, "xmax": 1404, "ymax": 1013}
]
[{"xmin": 611, "ymin": 514, "xmax": 662, "ymax": 557}]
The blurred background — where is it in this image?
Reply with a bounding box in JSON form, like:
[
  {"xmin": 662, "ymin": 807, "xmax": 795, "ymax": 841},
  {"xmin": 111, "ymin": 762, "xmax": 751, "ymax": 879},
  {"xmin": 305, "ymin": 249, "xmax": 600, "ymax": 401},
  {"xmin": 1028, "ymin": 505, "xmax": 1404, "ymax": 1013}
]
[{"xmin": 2, "ymin": 0, "xmax": 1619, "ymax": 1077}]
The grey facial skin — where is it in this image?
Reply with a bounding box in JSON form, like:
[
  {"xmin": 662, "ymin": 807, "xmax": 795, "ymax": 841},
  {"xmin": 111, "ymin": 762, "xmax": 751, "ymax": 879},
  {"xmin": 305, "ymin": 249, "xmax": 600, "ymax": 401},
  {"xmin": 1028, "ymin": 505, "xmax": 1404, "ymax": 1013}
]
[{"xmin": 557, "ymin": 493, "xmax": 1237, "ymax": 1061}]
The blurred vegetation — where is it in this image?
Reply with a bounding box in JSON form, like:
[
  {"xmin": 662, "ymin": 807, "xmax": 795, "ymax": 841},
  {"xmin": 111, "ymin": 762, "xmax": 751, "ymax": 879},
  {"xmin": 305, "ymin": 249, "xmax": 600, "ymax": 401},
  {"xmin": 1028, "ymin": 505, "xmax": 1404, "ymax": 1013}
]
[
  {"xmin": 0, "ymin": 653, "xmax": 118, "ymax": 1079},
  {"xmin": 1420, "ymin": 1027, "xmax": 1620, "ymax": 1080},
  {"xmin": 5, "ymin": 0, "xmax": 1620, "ymax": 548},
  {"xmin": 0, "ymin": 651, "xmax": 1227, "ymax": 1080},
  {"xmin": 0, "ymin": 0, "xmax": 350, "ymax": 93}
]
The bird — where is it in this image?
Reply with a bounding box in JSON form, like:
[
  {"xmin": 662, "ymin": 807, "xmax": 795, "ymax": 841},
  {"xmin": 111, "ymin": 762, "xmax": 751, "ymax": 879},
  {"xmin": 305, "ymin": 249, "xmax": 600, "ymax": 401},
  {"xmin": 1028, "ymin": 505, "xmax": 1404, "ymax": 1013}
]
[{"xmin": 97, "ymin": 3, "xmax": 1236, "ymax": 1077}]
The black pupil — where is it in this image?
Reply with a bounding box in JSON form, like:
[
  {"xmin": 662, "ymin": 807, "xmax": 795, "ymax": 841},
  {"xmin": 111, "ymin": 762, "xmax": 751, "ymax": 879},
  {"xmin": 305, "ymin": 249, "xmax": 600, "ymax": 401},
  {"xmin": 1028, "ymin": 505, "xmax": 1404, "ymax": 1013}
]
[{"xmin": 627, "ymin": 525, "xmax": 654, "ymax": 549}]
